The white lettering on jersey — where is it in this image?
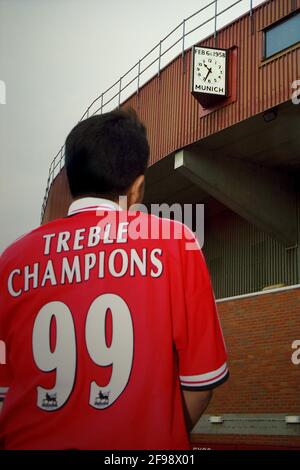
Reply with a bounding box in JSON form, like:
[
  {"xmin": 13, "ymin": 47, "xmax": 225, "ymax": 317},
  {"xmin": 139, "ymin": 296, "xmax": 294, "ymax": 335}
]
[
  {"xmin": 73, "ymin": 229, "xmax": 85, "ymax": 250},
  {"xmin": 84, "ymin": 253, "xmax": 97, "ymax": 281},
  {"xmin": 57, "ymin": 232, "xmax": 71, "ymax": 253},
  {"xmin": 42, "ymin": 223, "xmax": 130, "ymax": 254},
  {"xmin": 6, "ymin": 249, "xmax": 164, "ymax": 297},
  {"xmin": 88, "ymin": 226, "xmax": 101, "ymax": 247},
  {"xmin": 41, "ymin": 260, "xmax": 57, "ymax": 287},
  {"xmin": 32, "ymin": 294, "xmax": 134, "ymax": 411},
  {"xmin": 117, "ymin": 222, "xmax": 129, "ymax": 243},
  {"xmin": 8, "ymin": 269, "xmax": 22, "ymax": 297},
  {"xmin": 24, "ymin": 263, "xmax": 39, "ymax": 292},
  {"xmin": 61, "ymin": 256, "xmax": 81, "ymax": 283},
  {"xmin": 130, "ymin": 248, "xmax": 147, "ymax": 276},
  {"xmin": 109, "ymin": 249, "xmax": 129, "ymax": 277},
  {"xmin": 103, "ymin": 224, "xmax": 114, "ymax": 244},
  {"xmin": 98, "ymin": 251, "xmax": 105, "ymax": 278},
  {"xmin": 43, "ymin": 233, "xmax": 56, "ymax": 255},
  {"xmin": 150, "ymin": 249, "xmax": 163, "ymax": 278}
]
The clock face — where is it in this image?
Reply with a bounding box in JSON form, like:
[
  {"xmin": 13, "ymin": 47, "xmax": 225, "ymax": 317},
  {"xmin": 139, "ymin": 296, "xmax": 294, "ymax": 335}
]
[{"xmin": 192, "ymin": 47, "xmax": 227, "ymax": 96}]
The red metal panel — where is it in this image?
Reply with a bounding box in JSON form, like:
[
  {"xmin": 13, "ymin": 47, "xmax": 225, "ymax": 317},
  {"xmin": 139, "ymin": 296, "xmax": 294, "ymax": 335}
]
[
  {"xmin": 120, "ymin": 0, "xmax": 300, "ymax": 167},
  {"xmin": 42, "ymin": 169, "xmax": 71, "ymax": 224}
]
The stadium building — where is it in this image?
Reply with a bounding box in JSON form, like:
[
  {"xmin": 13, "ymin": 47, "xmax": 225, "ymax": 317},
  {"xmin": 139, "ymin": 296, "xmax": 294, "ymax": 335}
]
[{"xmin": 41, "ymin": 0, "xmax": 300, "ymax": 449}]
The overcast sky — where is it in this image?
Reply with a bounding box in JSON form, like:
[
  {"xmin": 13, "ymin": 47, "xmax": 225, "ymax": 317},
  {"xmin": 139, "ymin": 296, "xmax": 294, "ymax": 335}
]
[{"xmin": 0, "ymin": 0, "xmax": 266, "ymax": 252}]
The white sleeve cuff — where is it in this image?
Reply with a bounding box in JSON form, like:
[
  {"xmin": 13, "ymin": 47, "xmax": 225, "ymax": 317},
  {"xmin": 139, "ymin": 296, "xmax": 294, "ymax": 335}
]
[
  {"xmin": 0, "ymin": 387, "xmax": 9, "ymax": 401},
  {"xmin": 180, "ymin": 362, "xmax": 229, "ymax": 389}
]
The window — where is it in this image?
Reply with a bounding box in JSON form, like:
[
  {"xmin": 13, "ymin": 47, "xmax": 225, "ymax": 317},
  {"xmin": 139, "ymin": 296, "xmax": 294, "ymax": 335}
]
[{"xmin": 264, "ymin": 11, "xmax": 300, "ymax": 59}]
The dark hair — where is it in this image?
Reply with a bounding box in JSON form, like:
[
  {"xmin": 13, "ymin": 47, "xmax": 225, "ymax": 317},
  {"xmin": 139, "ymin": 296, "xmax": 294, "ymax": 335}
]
[{"xmin": 65, "ymin": 108, "xmax": 149, "ymax": 199}]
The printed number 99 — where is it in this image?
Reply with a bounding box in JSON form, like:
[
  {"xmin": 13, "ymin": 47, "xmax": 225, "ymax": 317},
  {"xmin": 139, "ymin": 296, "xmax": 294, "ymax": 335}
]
[{"xmin": 32, "ymin": 294, "xmax": 134, "ymax": 411}]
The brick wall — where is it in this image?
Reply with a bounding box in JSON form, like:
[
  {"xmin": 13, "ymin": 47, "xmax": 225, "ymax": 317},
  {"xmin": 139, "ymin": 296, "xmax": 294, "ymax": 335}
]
[
  {"xmin": 191, "ymin": 433, "xmax": 300, "ymax": 450},
  {"xmin": 192, "ymin": 286, "xmax": 300, "ymax": 448}
]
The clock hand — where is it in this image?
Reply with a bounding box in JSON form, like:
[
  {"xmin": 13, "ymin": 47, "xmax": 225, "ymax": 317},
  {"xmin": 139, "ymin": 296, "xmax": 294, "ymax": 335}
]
[{"xmin": 204, "ymin": 68, "xmax": 212, "ymax": 81}]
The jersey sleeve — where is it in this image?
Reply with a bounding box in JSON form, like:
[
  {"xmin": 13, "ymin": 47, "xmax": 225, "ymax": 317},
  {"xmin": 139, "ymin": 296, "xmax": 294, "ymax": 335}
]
[
  {"xmin": 173, "ymin": 226, "xmax": 229, "ymax": 391},
  {"xmin": 0, "ymin": 253, "xmax": 10, "ymax": 403},
  {"xmin": 0, "ymin": 363, "xmax": 9, "ymax": 403}
]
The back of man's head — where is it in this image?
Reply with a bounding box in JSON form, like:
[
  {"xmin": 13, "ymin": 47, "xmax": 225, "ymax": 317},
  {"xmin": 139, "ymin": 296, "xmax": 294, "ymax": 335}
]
[{"xmin": 65, "ymin": 108, "xmax": 149, "ymax": 200}]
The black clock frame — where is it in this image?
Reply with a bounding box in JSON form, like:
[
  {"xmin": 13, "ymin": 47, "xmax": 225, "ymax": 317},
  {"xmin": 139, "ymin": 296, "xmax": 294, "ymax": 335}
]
[{"xmin": 191, "ymin": 45, "xmax": 229, "ymax": 109}]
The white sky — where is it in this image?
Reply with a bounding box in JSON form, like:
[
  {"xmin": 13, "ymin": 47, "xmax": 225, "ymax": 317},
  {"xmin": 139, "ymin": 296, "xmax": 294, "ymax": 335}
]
[{"xmin": 0, "ymin": 0, "xmax": 266, "ymax": 252}]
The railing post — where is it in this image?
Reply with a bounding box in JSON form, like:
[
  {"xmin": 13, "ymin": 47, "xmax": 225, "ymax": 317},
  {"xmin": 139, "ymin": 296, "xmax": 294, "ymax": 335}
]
[
  {"xmin": 249, "ymin": 0, "xmax": 254, "ymax": 34},
  {"xmin": 118, "ymin": 77, "xmax": 122, "ymax": 108},
  {"xmin": 48, "ymin": 164, "xmax": 52, "ymax": 185},
  {"xmin": 45, "ymin": 174, "xmax": 50, "ymax": 200},
  {"xmin": 214, "ymin": 0, "xmax": 218, "ymax": 47},
  {"xmin": 49, "ymin": 161, "xmax": 53, "ymax": 183},
  {"xmin": 137, "ymin": 60, "xmax": 141, "ymax": 110},
  {"xmin": 59, "ymin": 147, "xmax": 63, "ymax": 171},
  {"xmin": 182, "ymin": 20, "xmax": 186, "ymax": 74},
  {"xmin": 137, "ymin": 60, "xmax": 141, "ymax": 95},
  {"xmin": 51, "ymin": 163, "xmax": 54, "ymax": 184},
  {"xmin": 100, "ymin": 93, "xmax": 104, "ymax": 114},
  {"xmin": 158, "ymin": 41, "xmax": 162, "ymax": 77}
]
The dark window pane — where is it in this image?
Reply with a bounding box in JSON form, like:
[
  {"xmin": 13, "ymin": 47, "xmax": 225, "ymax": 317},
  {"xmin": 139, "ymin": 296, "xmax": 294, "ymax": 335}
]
[{"xmin": 265, "ymin": 13, "xmax": 300, "ymax": 58}]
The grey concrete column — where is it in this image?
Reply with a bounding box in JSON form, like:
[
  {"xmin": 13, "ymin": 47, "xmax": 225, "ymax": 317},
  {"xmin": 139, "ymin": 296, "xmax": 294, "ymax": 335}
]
[{"xmin": 174, "ymin": 149, "xmax": 297, "ymax": 246}]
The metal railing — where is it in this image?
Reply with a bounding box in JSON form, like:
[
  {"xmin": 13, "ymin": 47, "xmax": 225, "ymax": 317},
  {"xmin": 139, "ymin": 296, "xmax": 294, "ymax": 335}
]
[{"xmin": 41, "ymin": 0, "xmax": 266, "ymax": 221}]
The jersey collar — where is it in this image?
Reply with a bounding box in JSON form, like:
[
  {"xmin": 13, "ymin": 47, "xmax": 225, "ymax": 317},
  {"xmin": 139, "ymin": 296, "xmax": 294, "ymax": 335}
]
[{"xmin": 68, "ymin": 197, "xmax": 123, "ymax": 216}]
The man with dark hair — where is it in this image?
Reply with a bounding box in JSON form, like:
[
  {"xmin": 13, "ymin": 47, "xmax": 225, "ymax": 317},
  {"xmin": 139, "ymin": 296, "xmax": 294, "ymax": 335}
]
[
  {"xmin": 65, "ymin": 109, "xmax": 149, "ymax": 201},
  {"xmin": 0, "ymin": 108, "xmax": 228, "ymax": 449}
]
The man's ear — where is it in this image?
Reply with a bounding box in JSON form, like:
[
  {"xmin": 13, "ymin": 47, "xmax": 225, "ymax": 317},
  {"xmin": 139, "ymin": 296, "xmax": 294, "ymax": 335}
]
[{"xmin": 127, "ymin": 175, "xmax": 145, "ymax": 208}]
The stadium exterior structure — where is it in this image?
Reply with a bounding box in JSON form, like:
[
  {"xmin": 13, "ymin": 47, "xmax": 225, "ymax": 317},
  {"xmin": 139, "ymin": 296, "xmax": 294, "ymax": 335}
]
[{"xmin": 41, "ymin": 0, "xmax": 300, "ymax": 449}]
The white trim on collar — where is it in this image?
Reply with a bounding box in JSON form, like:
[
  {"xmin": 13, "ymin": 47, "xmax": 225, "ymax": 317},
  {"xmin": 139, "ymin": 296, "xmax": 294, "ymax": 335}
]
[{"xmin": 68, "ymin": 197, "xmax": 123, "ymax": 216}]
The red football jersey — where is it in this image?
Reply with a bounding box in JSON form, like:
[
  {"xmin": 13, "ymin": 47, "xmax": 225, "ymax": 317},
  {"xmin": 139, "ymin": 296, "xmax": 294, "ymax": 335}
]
[{"xmin": 0, "ymin": 198, "xmax": 228, "ymax": 449}]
